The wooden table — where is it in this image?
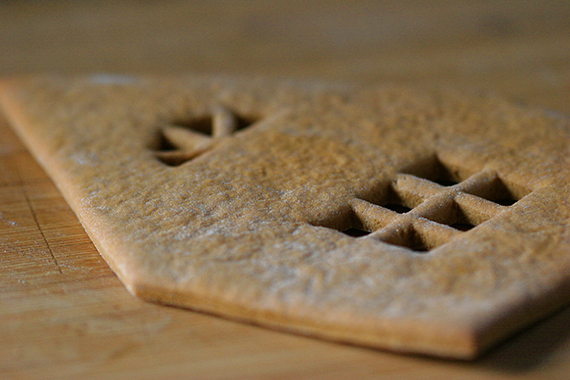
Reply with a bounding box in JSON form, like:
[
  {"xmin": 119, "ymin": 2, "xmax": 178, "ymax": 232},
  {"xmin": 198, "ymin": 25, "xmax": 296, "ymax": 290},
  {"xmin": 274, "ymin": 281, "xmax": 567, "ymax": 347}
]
[{"xmin": 1, "ymin": 1, "xmax": 570, "ymax": 378}]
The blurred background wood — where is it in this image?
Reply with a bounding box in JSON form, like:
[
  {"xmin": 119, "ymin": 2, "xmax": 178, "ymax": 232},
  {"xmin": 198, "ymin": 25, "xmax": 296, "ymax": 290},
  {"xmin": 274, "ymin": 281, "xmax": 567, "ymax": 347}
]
[{"xmin": 1, "ymin": 1, "xmax": 570, "ymax": 378}]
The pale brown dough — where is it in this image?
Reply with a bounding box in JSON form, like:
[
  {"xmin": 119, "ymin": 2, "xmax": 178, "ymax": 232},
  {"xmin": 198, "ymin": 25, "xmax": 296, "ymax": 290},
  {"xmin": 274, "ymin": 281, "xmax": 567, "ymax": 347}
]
[{"xmin": 2, "ymin": 74, "xmax": 570, "ymax": 359}]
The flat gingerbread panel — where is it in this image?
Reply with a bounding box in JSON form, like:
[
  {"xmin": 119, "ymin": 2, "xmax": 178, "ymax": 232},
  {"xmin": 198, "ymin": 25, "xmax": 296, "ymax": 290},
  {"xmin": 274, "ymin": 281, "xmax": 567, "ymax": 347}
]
[{"xmin": 2, "ymin": 74, "xmax": 570, "ymax": 359}]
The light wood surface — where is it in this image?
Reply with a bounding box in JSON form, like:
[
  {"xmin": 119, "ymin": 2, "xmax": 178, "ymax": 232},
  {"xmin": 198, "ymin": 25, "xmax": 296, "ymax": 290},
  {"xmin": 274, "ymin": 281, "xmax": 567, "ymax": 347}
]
[{"xmin": 1, "ymin": 1, "xmax": 570, "ymax": 378}]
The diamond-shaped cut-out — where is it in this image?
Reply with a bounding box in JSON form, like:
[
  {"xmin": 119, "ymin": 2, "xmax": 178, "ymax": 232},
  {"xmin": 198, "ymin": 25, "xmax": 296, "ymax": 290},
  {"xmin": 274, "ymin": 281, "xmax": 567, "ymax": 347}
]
[{"xmin": 2, "ymin": 74, "xmax": 570, "ymax": 360}]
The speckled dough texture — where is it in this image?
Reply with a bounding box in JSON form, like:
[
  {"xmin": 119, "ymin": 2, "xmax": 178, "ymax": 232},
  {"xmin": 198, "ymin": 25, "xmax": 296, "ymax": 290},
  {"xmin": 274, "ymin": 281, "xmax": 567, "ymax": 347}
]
[{"xmin": 2, "ymin": 74, "xmax": 570, "ymax": 359}]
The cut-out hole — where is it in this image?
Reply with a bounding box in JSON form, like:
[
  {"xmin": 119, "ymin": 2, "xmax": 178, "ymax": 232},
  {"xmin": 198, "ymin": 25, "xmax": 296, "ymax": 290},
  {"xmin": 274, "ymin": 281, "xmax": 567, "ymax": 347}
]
[
  {"xmin": 380, "ymin": 185, "xmax": 417, "ymax": 212},
  {"xmin": 171, "ymin": 117, "xmax": 213, "ymax": 136},
  {"xmin": 155, "ymin": 130, "xmax": 179, "ymax": 152},
  {"xmin": 234, "ymin": 115, "xmax": 259, "ymax": 132},
  {"xmin": 381, "ymin": 227, "xmax": 430, "ymax": 252},
  {"xmin": 155, "ymin": 150, "xmax": 205, "ymax": 167},
  {"xmin": 308, "ymin": 206, "xmax": 368, "ymax": 237},
  {"xmin": 383, "ymin": 203, "xmax": 411, "ymax": 214},
  {"xmin": 495, "ymin": 198, "xmax": 517, "ymax": 206},
  {"xmin": 153, "ymin": 111, "xmax": 259, "ymax": 166},
  {"xmin": 464, "ymin": 176, "xmax": 523, "ymax": 206},
  {"xmin": 450, "ymin": 201, "xmax": 479, "ymax": 230},
  {"xmin": 166, "ymin": 113, "xmax": 259, "ymax": 137},
  {"xmin": 342, "ymin": 228, "xmax": 371, "ymax": 237},
  {"xmin": 434, "ymin": 178, "xmax": 458, "ymax": 187},
  {"xmin": 420, "ymin": 199, "xmax": 479, "ymax": 232},
  {"xmin": 450, "ymin": 222, "xmax": 475, "ymax": 231},
  {"xmin": 402, "ymin": 155, "xmax": 469, "ymax": 188},
  {"xmin": 488, "ymin": 177, "xmax": 520, "ymax": 205}
]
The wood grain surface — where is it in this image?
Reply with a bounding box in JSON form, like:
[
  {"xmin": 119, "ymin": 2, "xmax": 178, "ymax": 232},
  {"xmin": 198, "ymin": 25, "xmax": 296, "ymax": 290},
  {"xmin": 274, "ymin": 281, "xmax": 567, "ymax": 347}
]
[{"xmin": 1, "ymin": 1, "xmax": 570, "ymax": 379}]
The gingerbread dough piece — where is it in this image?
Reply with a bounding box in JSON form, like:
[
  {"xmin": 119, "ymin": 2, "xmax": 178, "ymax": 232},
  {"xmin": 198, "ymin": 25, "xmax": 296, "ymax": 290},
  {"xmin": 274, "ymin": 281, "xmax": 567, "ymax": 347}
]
[{"xmin": 2, "ymin": 74, "xmax": 570, "ymax": 359}]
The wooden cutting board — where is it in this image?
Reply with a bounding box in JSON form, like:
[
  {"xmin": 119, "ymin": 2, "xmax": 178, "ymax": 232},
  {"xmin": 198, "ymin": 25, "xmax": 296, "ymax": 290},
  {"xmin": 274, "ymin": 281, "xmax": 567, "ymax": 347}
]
[{"xmin": 1, "ymin": 1, "xmax": 570, "ymax": 378}]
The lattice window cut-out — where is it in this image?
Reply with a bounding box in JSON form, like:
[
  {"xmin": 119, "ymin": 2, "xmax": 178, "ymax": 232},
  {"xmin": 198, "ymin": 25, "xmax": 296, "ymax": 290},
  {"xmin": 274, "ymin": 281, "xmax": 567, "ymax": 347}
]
[
  {"xmin": 154, "ymin": 106, "xmax": 258, "ymax": 166},
  {"xmin": 341, "ymin": 165, "xmax": 529, "ymax": 252}
]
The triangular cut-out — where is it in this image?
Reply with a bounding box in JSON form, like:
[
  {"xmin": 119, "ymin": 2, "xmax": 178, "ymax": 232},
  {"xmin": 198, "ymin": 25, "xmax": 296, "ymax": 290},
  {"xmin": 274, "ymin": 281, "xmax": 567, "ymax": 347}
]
[
  {"xmin": 171, "ymin": 116, "xmax": 214, "ymax": 136},
  {"xmin": 2, "ymin": 74, "xmax": 570, "ymax": 360},
  {"xmin": 379, "ymin": 225, "xmax": 431, "ymax": 252},
  {"xmin": 153, "ymin": 107, "xmax": 259, "ymax": 166},
  {"xmin": 402, "ymin": 154, "xmax": 470, "ymax": 187}
]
